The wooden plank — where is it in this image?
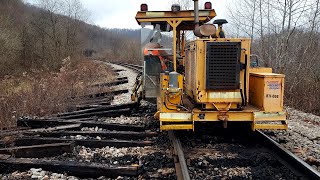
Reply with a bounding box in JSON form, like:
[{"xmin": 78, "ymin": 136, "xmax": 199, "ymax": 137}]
[
  {"xmin": 0, "ymin": 143, "xmax": 73, "ymax": 158},
  {"xmin": 0, "ymin": 159, "xmax": 138, "ymax": 178},
  {"xmin": 75, "ymin": 97, "xmax": 112, "ymax": 105},
  {"xmin": 17, "ymin": 119, "xmax": 145, "ymax": 132},
  {"xmin": 69, "ymin": 89, "xmax": 128, "ymax": 99},
  {"xmin": 0, "ymin": 142, "xmax": 5, "ymax": 148},
  {"xmin": 59, "ymin": 108, "xmax": 132, "ymax": 119},
  {"xmin": 0, "ymin": 124, "xmax": 81, "ymax": 137},
  {"xmin": 18, "ymin": 117, "xmax": 95, "ymax": 127},
  {"xmin": 71, "ymin": 96, "xmax": 113, "ymax": 102},
  {"xmin": 117, "ymin": 77, "xmax": 128, "ymax": 81},
  {"xmin": 57, "ymin": 102, "xmax": 136, "ymax": 117},
  {"xmin": 79, "ymin": 121, "xmax": 145, "ymax": 132},
  {"xmin": 76, "ymin": 104, "xmax": 106, "ymax": 111},
  {"xmin": 15, "ymin": 137, "xmax": 153, "ymax": 148},
  {"xmin": 29, "ymin": 131, "xmax": 158, "ymax": 140},
  {"xmin": 91, "ymin": 79, "xmax": 128, "ymax": 88},
  {"xmin": 71, "ymin": 98, "xmax": 112, "ymax": 108},
  {"xmin": 113, "ymin": 69, "xmax": 125, "ymax": 72},
  {"xmin": 18, "ymin": 119, "xmax": 76, "ymax": 129},
  {"xmin": 28, "ymin": 123, "xmax": 81, "ymax": 132},
  {"xmin": 63, "ymin": 117, "xmax": 97, "ymax": 121}
]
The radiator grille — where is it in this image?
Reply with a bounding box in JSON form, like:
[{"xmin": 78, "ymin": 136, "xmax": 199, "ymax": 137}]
[{"xmin": 206, "ymin": 42, "xmax": 241, "ymax": 90}]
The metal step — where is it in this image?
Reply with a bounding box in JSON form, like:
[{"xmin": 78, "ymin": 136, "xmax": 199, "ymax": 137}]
[{"xmin": 160, "ymin": 124, "xmax": 193, "ymax": 131}]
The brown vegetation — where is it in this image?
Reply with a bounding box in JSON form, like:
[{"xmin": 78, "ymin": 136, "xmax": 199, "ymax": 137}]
[
  {"xmin": 0, "ymin": 59, "xmax": 113, "ymax": 130},
  {"xmin": 0, "ymin": 0, "xmax": 139, "ymax": 129}
]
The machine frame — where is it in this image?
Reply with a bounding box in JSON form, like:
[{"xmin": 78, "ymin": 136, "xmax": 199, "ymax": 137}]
[{"xmin": 135, "ymin": 4, "xmax": 288, "ymax": 131}]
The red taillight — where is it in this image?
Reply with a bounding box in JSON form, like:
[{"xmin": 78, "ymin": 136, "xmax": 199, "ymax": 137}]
[
  {"xmin": 141, "ymin": 4, "xmax": 148, "ymax": 11},
  {"xmin": 204, "ymin": 2, "xmax": 212, "ymax": 9}
]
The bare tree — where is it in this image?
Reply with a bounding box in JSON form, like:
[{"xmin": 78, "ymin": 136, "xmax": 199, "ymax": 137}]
[
  {"xmin": 169, "ymin": 0, "xmax": 192, "ymax": 10},
  {"xmin": 227, "ymin": 0, "xmax": 320, "ymax": 114}
]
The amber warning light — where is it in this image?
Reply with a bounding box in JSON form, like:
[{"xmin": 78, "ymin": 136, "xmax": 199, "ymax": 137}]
[
  {"xmin": 205, "ymin": 2, "xmax": 212, "ymax": 9},
  {"xmin": 141, "ymin": 4, "xmax": 148, "ymax": 11}
]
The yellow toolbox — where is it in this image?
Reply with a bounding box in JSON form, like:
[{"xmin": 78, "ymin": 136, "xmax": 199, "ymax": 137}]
[{"xmin": 249, "ymin": 73, "xmax": 285, "ymax": 112}]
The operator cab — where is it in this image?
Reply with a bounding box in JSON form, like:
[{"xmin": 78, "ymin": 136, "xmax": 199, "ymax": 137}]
[{"xmin": 136, "ymin": 3, "xmax": 216, "ymax": 101}]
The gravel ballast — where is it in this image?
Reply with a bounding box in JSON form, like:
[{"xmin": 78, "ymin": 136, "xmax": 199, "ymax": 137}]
[
  {"xmin": 3, "ymin": 62, "xmax": 319, "ymax": 179},
  {"xmin": 107, "ymin": 63, "xmax": 137, "ymax": 106},
  {"xmin": 179, "ymin": 131, "xmax": 299, "ymax": 180},
  {"xmin": 264, "ymin": 107, "xmax": 320, "ymax": 172}
]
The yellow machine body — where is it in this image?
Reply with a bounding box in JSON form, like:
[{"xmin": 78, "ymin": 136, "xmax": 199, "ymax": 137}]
[
  {"xmin": 184, "ymin": 39, "xmax": 250, "ymax": 110},
  {"xmin": 135, "ymin": 5, "xmax": 287, "ymax": 131}
]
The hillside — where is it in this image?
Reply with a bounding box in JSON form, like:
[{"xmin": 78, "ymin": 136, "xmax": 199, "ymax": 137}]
[
  {"xmin": 0, "ymin": 0, "xmax": 140, "ymax": 77},
  {"xmin": 0, "ymin": 0, "xmax": 140, "ymax": 129}
]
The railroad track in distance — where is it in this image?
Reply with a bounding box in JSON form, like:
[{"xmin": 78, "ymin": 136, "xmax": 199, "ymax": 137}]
[{"xmin": 112, "ymin": 62, "xmax": 143, "ymax": 73}]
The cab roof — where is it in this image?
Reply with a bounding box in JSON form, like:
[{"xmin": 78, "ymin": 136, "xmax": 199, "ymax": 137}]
[{"xmin": 135, "ymin": 10, "xmax": 216, "ymax": 31}]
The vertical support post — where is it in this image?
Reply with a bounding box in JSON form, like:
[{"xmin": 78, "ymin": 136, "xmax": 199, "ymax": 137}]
[
  {"xmin": 181, "ymin": 31, "xmax": 185, "ymax": 57},
  {"xmin": 177, "ymin": 30, "xmax": 181, "ymax": 53},
  {"xmin": 140, "ymin": 25, "xmax": 147, "ymax": 98},
  {"xmin": 173, "ymin": 24, "xmax": 177, "ymax": 71},
  {"xmin": 167, "ymin": 20, "xmax": 182, "ymax": 72}
]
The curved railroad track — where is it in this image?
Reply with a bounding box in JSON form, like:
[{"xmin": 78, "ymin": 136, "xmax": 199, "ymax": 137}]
[{"xmin": 0, "ymin": 62, "xmax": 319, "ymax": 180}]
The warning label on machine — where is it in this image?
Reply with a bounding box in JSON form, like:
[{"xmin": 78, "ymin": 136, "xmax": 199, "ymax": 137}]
[{"xmin": 266, "ymin": 81, "xmax": 280, "ymax": 90}]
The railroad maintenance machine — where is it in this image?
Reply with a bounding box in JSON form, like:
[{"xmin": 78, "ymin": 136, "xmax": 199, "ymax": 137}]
[{"xmin": 133, "ymin": 0, "xmax": 287, "ymax": 131}]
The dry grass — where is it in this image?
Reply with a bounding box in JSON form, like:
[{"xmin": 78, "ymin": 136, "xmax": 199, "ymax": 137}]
[{"xmin": 0, "ymin": 59, "xmax": 114, "ymax": 130}]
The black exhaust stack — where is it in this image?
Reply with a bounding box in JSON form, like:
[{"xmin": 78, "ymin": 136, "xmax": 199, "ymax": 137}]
[
  {"xmin": 193, "ymin": 0, "xmax": 216, "ymax": 37},
  {"xmin": 193, "ymin": 0, "xmax": 201, "ymax": 37}
]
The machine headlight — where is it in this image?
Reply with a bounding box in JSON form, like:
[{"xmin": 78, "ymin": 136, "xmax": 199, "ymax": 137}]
[{"xmin": 171, "ymin": 4, "xmax": 181, "ymax": 12}]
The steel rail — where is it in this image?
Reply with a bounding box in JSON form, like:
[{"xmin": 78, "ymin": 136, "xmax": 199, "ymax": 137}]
[
  {"xmin": 168, "ymin": 131, "xmax": 190, "ymax": 180},
  {"xmin": 116, "ymin": 63, "xmax": 158, "ymax": 87},
  {"xmin": 256, "ymin": 130, "xmax": 320, "ymax": 180},
  {"xmin": 116, "ymin": 63, "xmax": 143, "ymax": 73},
  {"xmin": 114, "ymin": 61, "xmax": 320, "ymax": 179}
]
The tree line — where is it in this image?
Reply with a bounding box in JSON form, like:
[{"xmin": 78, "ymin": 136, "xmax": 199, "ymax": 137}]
[
  {"xmin": 0, "ymin": 0, "xmax": 141, "ymax": 77},
  {"xmin": 228, "ymin": 0, "xmax": 320, "ymax": 115}
]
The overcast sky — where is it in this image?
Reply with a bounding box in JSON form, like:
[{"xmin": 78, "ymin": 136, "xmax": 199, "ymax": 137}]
[{"xmin": 25, "ymin": 0, "xmax": 229, "ymax": 29}]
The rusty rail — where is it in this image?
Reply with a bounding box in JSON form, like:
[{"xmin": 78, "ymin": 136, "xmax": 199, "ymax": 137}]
[
  {"xmin": 168, "ymin": 131, "xmax": 190, "ymax": 180},
  {"xmin": 256, "ymin": 130, "xmax": 320, "ymax": 180}
]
